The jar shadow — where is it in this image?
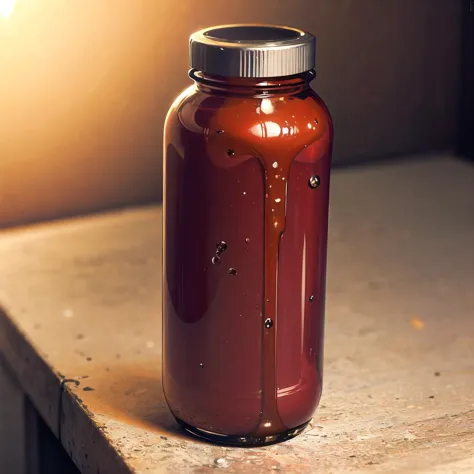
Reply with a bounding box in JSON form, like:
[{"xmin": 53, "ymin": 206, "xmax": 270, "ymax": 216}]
[{"xmin": 74, "ymin": 362, "xmax": 202, "ymax": 443}]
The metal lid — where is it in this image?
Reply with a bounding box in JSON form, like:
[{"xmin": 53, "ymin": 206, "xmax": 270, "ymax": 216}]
[{"xmin": 189, "ymin": 24, "xmax": 316, "ymax": 78}]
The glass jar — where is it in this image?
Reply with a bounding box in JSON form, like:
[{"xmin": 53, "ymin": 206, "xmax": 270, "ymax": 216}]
[{"xmin": 163, "ymin": 25, "xmax": 333, "ymax": 446}]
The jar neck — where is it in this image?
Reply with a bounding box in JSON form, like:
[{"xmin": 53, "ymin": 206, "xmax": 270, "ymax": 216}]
[{"xmin": 190, "ymin": 69, "xmax": 315, "ymax": 97}]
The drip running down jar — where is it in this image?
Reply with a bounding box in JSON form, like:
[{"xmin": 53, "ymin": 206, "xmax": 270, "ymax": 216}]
[{"xmin": 163, "ymin": 24, "xmax": 333, "ymax": 446}]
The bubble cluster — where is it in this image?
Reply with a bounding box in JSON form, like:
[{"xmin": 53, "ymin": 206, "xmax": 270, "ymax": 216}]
[{"xmin": 212, "ymin": 241, "xmax": 228, "ymax": 265}]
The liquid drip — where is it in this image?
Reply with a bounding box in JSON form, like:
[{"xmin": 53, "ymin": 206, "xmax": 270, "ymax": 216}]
[
  {"xmin": 201, "ymin": 93, "xmax": 327, "ymax": 438},
  {"xmin": 252, "ymin": 111, "xmax": 325, "ymax": 436}
]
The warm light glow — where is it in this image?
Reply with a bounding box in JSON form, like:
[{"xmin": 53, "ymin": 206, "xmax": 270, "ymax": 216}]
[{"xmin": 0, "ymin": 0, "xmax": 15, "ymax": 19}]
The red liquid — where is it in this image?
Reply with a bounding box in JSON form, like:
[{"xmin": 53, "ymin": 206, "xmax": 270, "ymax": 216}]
[{"xmin": 163, "ymin": 72, "xmax": 332, "ymax": 444}]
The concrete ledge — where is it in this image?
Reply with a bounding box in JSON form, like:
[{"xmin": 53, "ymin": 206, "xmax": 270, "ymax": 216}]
[{"xmin": 0, "ymin": 154, "xmax": 473, "ymax": 473}]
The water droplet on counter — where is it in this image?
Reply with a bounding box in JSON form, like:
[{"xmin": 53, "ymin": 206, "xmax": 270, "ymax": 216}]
[
  {"xmin": 228, "ymin": 268, "xmax": 237, "ymax": 276},
  {"xmin": 264, "ymin": 318, "xmax": 273, "ymax": 329},
  {"xmin": 309, "ymin": 175, "xmax": 320, "ymax": 189}
]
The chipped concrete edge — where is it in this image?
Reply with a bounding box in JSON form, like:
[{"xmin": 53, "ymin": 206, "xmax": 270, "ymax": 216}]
[
  {"xmin": 0, "ymin": 306, "xmax": 62, "ymax": 435},
  {"xmin": 0, "ymin": 306, "xmax": 133, "ymax": 474}
]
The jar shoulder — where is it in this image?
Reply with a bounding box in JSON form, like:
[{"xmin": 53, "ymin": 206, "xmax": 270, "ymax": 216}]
[
  {"xmin": 165, "ymin": 86, "xmax": 332, "ymax": 157},
  {"xmin": 167, "ymin": 86, "xmax": 330, "ymax": 127}
]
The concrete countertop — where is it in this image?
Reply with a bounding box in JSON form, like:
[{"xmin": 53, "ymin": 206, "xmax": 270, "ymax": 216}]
[{"xmin": 0, "ymin": 154, "xmax": 473, "ymax": 473}]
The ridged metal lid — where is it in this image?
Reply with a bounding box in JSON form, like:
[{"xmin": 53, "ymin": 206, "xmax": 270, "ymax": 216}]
[{"xmin": 189, "ymin": 24, "xmax": 316, "ymax": 78}]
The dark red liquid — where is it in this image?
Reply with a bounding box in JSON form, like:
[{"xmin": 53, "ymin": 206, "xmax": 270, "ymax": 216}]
[{"xmin": 163, "ymin": 72, "xmax": 332, "ymax": 443}]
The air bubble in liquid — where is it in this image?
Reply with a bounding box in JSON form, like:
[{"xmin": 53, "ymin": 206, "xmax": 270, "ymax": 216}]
[
  {"xmin": 212, "ymin": 256, "xmax": 221, "ymax": 265},
  {"xmin": 309, "ymin": 295, "xmax": 315, "ymax": 302},
  {"xmin": 228, "ymin": 268, "xmax": 237, "ymax": 276},
  {"xmin": 309, "ymin": 175, "xmax": 320, "ymax": 189},
  {"xmin": 264, "ymin": 318, "xmax": 273, "ymax": 329},
  {"xmin": 216, "ymin": 241, "xmax": 227, "ymax": 253}
]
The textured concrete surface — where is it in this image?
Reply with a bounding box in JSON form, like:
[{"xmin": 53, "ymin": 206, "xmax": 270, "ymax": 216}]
[{"xmin": 0, "ymin": 154, "xmax": 473, "ymax": 473}]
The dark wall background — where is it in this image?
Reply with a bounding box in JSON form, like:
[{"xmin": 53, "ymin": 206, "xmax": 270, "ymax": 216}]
[
  {"xmin": 459, "ymin": 0, "xmax": 474, "ymax": 159},
  {"xmin": 0, "ymin": 0, "xmax": 463, "ymax": 227}
]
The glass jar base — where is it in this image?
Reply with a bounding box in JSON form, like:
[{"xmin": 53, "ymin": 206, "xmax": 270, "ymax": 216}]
[{"xmin": 175, "ymin": 417, "xmax": 310, "ymax": 447}]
